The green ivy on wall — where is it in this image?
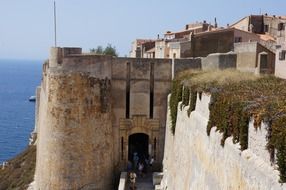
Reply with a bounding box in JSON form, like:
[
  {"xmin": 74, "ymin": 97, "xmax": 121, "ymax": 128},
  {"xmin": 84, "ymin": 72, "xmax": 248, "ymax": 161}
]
[{"xmin": 169, "ymin": 70, "xmax": 286, "ymax": 182}]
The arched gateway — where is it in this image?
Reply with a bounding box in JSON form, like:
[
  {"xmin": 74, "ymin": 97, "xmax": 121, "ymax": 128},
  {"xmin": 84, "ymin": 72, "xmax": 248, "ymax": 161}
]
[
  {"xmin": 119, "ymin": 115, "xmax": 160, "ymax": 169},
  {"xmin": 128, "ymin": 133, "xmax": 149, "ymax": 162}
]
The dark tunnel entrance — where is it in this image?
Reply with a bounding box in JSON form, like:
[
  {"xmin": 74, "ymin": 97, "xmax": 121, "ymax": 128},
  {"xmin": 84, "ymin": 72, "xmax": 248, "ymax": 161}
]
[{"xmin": 128, "ymin": 133, "xmax": 149, "ymax": 163}]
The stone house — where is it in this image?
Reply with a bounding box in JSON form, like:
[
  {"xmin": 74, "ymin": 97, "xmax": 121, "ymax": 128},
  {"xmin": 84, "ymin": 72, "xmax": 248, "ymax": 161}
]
[
  {"xmin": 180, "ymin": 28, "xmax": 262, "ymax": 58},
  {"xmin": 130, "ymin": 21, "xmax": 213, "ymax": 59},
  {"xmin": 231, "ymin": 14, "xmax": 286, "ymax": 51},
  {"xmin": 129, "ymin": 39, "xmax": 155, "ymax": 58},
  {"xmin": 275, "ymin": 30, "xmax": 286, "ymax": 79},
  {"xmin": 155, "ymin": 39, "xmax": 169, "ymax": 59},
  {"xmin": 156, "ymin": 21, "xmax": 212, "ymax": 59},
  {"xmin": 231, "ymin": 14, "xmax": 286, "ymax": 38},
  {"xmin": 154, "ymin": 38, "xmax": 189, "ymax": 59},
  {"xmin": 168, "ymin": 41, "xmax": 182, "ymax": 59},
  {"xmin": 263, "ymin": 15, "xmax": 286, "ymax": 39},
  {"xmin": 178, "ymin": 27, "xmax": 275, "ymax": 74},
  {"xmin": 144, "ymin": 46, "xmax": 156, "ymax": 58},
  {"xmin": 235, "ymin": 42, "xmax": 275, "ymax": 74},
  {"xmin": 164, "ymin": 21, "xmax": 211, "ymax": 40}
]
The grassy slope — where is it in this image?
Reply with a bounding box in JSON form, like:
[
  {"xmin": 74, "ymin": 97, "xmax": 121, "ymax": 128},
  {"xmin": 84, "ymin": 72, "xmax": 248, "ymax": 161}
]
[{"xmin": 0, "ymin": 145, "xmax": 36, "ymax": 190}]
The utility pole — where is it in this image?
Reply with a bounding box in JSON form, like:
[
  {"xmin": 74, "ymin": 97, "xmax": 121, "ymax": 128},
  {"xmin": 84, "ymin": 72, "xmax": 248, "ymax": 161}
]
[{"xmin": 54, "ymin": 0, "xmax": 57, "ymax": 47}]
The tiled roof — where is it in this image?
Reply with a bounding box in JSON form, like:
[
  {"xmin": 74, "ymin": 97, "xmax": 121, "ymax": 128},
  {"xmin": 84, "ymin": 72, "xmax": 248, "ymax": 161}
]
[{"xmin": 258, "ymin": 34, "xmax": 276, "ymax": 42}]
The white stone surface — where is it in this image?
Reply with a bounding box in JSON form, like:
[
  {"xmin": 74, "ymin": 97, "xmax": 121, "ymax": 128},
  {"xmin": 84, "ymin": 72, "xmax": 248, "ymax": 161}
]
[
  {"xmin": 161, "ymin": 93, "xmax": 286, "ymax": 190},
  {"xmin": 27, "ymin": 181, "xmax": 35, "ymax": 190},
  {"xmin": 248, "ymin": 119, "xmax": 272, "ymax": 166},
  {"xmin": 118, "ymin": 172, "xmax": 127, "ymax": 190},
  {"xmin": 153, "ymin": 172, "xmax": 163, "ymax": 186}
]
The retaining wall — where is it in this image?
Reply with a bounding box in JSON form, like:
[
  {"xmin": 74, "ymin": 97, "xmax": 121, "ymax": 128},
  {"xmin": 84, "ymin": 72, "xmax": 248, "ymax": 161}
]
[{"xmin": 160, "ymin": 93, "xmax": 285, "ymax": 190}]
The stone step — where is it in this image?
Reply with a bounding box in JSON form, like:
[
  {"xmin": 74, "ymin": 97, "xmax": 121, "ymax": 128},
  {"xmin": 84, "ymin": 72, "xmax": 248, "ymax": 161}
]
[{"xmin": 125, "ymin": 173, "xmax": 154, "ymax": 190}]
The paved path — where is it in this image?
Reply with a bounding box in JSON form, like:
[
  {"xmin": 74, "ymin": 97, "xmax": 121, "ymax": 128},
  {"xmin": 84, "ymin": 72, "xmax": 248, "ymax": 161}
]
[{"xmin": 125, "ymin": 172, "xmax": 154, "ymax": 190}]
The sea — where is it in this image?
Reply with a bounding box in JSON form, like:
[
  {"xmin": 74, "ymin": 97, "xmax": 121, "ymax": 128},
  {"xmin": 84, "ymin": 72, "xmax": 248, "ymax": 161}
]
[{"xmin": 0, "ymin": 59, "xmax": 42, "ymax": 163}]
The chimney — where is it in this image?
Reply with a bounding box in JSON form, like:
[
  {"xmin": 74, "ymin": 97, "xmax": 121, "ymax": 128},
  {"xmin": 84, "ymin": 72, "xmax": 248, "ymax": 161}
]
[
  {"xmin": 185, "ymin": 24, "xmax": 189, "ymax": 30},
  {"xmin": 214, "ymin": 17, "xmax": 218, "ymax": 28},
  {"xmin": 157, "ymin": 34, "xmax": 160, "ymax": 39}
]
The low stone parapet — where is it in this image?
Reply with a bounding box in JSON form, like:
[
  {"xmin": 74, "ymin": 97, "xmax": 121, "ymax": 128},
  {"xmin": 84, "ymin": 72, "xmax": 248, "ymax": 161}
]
[{"xmin": 118, "ymin": 172, "xmax": 127, "ymax": 190}]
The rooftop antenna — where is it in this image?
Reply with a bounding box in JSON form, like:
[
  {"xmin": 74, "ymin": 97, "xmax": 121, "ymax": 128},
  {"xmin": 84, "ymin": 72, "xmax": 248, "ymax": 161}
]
[
  {"xmin": 214, "ymin": 17, "xmax": 218, "ymax": 28},
  {"xmin": 53, "ymin": 0, "xmax": 57, "ymax": 47}
]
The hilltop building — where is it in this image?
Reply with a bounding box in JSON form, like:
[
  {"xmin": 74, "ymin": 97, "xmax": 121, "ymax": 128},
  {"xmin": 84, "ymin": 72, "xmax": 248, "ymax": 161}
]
[
  {"xmin": 231, "ymin": 14, "xmax": 286, "ymax": 39},
  {"xmin": 163, "ymin": 21, "xmax": 212, "ymax": 41},
  {"xmin": 129, "ymin": 39, "xmax": 155, "ymax": 58},
  {"xmin": 180, "ymin": 27, "xmax": 261, "ymax": 57},
  {"xmin": 179, "ymin": 28, "xmax": 275, "ymax": 74},
  {"xmin": 130, "ymin": 21, "xmax": 214, "ymax": 59},
  {"xmin": 129, "ymin": 16, "xmax": 277, "ymax": 74},
  {"xmin": 275, "ymin": 29, "xmax": 286, "ymax": 78},
  {"xmin": 231, "ymin": 14, "xmax": 286, "ymax": 51}
]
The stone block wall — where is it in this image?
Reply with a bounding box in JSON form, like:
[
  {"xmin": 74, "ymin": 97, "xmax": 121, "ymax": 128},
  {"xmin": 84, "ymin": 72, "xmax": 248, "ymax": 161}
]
[
  {"xmin": 160, "ymin": 93, "xmax": 285, "ymax": 190},
  {"xmin": 234, "ymin": 42, "xmax": 257, "ymax": 73},
  {"xmin": 275, "ymin": 30, "xmax": 286, "ymax": 79},
  {"xmin": 181, "ymin": 29, "xmax": 234, "ymax": 58},
  {"xmin": 35, "ymin": 70, "xmax": 114, "ymax": 190},
  {"xmin": 202, "ymin": 52, "xmax": 237, "ymax": 70},
  {"xmin": 234, "ymin": 42, "xmax": 275, "ymax": 74},
  {"xmin": 174, "ymin": 58, "xmax": 202, "ymax": 75},
  {"xmin": 248, "ymin": 120, "xmax": 272, "ymax": 166},
  {"xmin": 35, "ymin": 48, "xmax": 172, "ymax": 189}
]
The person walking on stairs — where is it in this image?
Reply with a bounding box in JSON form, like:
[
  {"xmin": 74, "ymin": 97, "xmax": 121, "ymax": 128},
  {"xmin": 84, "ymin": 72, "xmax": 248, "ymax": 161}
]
[{"xmin": 129, "ymin": 171, "xmax": 137, "ymax": 190}]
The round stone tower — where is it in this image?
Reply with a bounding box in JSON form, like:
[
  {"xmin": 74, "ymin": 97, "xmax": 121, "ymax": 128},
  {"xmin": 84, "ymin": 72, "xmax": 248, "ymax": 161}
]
[{"xmin": 35, "ymin": 47, "xmax": 114, "ymax": 190}]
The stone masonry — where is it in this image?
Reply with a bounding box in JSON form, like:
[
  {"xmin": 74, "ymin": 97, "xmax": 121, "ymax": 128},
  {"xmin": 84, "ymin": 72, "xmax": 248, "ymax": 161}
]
[{"xmin": 34, "ymin": 47, "xmax": 172, "ymax": 189}]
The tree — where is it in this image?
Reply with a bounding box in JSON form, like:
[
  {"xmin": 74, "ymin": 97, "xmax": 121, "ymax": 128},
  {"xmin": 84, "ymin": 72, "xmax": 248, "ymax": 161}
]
[
  {"xmin": 95, "ymin": 46, "xmax": 103, "ymax": 54},
  {"xmin": 90, "ymin": 44, "xmax": 118, "ymax": 57},
  {"xmin": 90, "ymin": 46, "xmax": 103, "ymax": 54},
  {"xmin": 103, "ymin": 44, "xmax": 118, "ymax": 57},
  {"xmin": 90, "ymin": 48, "xmax": 96, "ymax": 53}
]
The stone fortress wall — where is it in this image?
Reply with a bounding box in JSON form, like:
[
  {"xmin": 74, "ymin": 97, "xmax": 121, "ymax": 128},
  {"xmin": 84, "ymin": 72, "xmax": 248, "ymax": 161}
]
[
  {"xmin": 34, "ymin": 47, "xmax": 172, "ymax": 189},
  {"xmin": 33, "ymin": 46, "xmax": 280, "ymax": 189},
  {"xmin": 159, "ymin": 93, "xmax": 286, "ymax": 190},
  {"xmin": 35, "ymin": 48, "xmax": 115, "ymax": 189}
]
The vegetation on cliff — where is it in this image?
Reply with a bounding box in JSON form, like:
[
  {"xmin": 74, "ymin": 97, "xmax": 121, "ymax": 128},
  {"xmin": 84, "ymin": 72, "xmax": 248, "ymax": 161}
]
[
  {"xmin": 0, "ymin": 145, "xmax": 36, "ymax": 189},
  {"xmin": 169, "ymin": 69, "xmax": 286, "ymax": 182}
]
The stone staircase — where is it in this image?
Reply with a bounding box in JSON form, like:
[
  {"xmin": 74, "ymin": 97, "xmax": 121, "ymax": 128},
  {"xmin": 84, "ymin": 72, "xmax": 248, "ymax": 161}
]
[{"xmin": 125, "ymin": 172, "xmax": 154, "ymax": 190}]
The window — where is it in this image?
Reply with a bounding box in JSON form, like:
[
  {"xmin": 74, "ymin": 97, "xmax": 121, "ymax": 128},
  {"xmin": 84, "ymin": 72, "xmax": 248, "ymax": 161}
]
[
  {"xmin": 260, "ymin": 54, "xmax": 268, "ymax": 69},
  {"xmin": 278, "ymin": 23, "xmax": 285, "ymax": 31},
  {"xmin": 234, "ymin": 37, "xmax": 242, "ymax": 43},
  {"xmin": 279, "ymin": 50, "xmax": 286, "ymax": 60},
  {"xmin": 264, "ymin": 24, "xmax": 269, "ymax": 32},
  {"xmin": 153, "ymin": 138, "xmax": 157, "ymax": 160},
  {"xmin": 150, "ymin": 63, "xmax": 154, "ymax": 119},
  {"xmin": 173, "ymin": 53, "xmax": 176, "ymax": 59},
  {"xmin": 121, "ymin": 137, "xmax": 124, "ymax": 160},
  {"xmin": 126, "ymin": 62, "xmax": 130, "ymax": 118}
]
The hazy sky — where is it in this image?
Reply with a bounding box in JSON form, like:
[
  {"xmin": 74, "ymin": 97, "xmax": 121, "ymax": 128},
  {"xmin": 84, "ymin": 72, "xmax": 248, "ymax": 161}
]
[{"xmin": 0, "ymin": 1, "xmax": 285, "ymax": 60}]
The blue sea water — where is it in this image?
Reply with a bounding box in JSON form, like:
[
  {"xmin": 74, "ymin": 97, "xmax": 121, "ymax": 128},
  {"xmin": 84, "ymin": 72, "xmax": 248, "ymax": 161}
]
[{"xmin": 0, "ymin": 59, "xmax": 42, "ymax": 163}]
